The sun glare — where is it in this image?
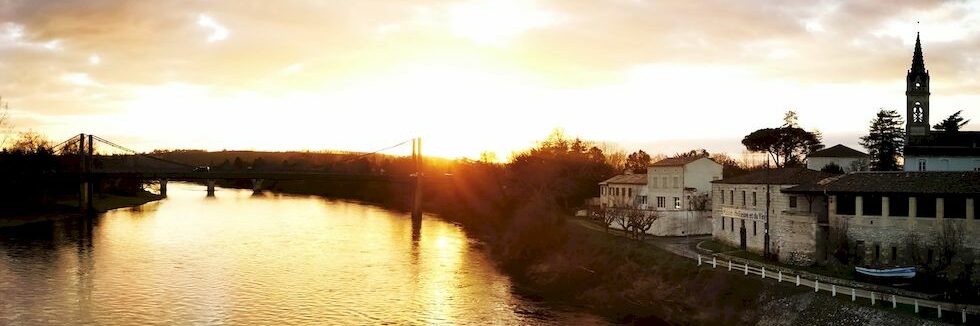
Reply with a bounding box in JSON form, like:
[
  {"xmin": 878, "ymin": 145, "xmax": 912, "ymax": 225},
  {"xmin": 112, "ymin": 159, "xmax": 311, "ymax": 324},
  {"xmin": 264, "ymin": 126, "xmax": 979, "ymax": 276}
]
[{"xmin": 448, "ymin": 0, "xmax": 559, "ymax": 46}]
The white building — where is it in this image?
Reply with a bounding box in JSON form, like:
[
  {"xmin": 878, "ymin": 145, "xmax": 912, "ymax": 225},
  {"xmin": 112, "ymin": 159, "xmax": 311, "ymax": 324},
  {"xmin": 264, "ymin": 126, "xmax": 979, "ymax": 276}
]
[
  {"xmin": 647, "ymin": 156, "xmax": 722, "ymax": 211},
  {"xmin": 599, "ymin": 173, "xmax": 648, "ymax": 209},
  {"xmin": 806, "ymin": 144, "xmax": 869, "ymax": 173}
]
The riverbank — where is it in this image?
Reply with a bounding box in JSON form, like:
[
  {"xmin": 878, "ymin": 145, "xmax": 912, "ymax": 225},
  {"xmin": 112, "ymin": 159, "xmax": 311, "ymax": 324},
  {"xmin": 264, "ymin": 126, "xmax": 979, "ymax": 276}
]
[{"xmin": 0, "ymin": 190, "xmax": 163, "ymax": 228}]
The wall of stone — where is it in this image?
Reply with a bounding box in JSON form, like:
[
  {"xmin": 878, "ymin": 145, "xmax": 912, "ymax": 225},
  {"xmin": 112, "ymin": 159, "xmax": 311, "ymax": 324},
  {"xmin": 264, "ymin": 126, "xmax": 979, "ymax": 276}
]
[
  {"xmin": 712, "ymin": 183, "xmax": 823, "ymax": 265},
  {"xmin": 829, "ymin": 195, "xmax": 979, "ymax": 266},
  {"xmin": 610, "ymin": 210, "xmax": 712, "ymax": 236}
]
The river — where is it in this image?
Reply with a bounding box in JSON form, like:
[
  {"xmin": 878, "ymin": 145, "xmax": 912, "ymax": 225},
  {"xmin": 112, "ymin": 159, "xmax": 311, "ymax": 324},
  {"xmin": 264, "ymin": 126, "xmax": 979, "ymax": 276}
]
[{"xmin": 0, "ymin": 183, "xmax": 605, "ymax": 325}]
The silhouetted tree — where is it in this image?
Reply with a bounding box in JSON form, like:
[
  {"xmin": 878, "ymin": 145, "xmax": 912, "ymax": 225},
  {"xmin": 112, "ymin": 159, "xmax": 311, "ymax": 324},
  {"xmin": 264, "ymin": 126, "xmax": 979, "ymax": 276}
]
[
  {"xmin": 676, "ymin": 149, "xmax": 710, "ymax": 158},
  {"xmin": 820, "ymin": 162, "xmax": 845, "ymax": 174},
  {"xmin": 9, "ymin": 130, "xmax": 51, "ymax": 154},
  {"xmin": 0, "ymin": 95, "xmax": 10, "ymax": 149},
  {"xmin": 933, "ymin": 110, "xmax": 970, "ymax": 132},
  {"xmin": 860, "ymin": 109, "xmax": 904, "ymax": 171},
  {"xmin": 624, "ymin": 150, "xmax": 651, "ymax": 174},
  {"xmin": 741, "ymin": 126, "xmax": 823, "ymax": 167},
  {"xmin": 233, "ymin": 156, "xmax": 246, "ymax": 170}
]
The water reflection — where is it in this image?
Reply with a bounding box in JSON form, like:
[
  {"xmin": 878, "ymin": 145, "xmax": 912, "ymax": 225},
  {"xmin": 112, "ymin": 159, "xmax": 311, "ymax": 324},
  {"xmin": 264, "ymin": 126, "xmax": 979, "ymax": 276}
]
[{"xmin": 0, "ymin": 183, "xmax": 603, "ymax": 325}]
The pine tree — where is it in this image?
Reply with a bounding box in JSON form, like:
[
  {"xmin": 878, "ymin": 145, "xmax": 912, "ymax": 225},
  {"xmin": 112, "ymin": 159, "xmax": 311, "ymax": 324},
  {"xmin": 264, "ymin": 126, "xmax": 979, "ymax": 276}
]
[
  {"xmin": 933, "ymin": 110, "xmax": 970, "ymax": 132},
  {"xmin": 860, "ymin": 109, "xmax": 905, "ymax": 171}
]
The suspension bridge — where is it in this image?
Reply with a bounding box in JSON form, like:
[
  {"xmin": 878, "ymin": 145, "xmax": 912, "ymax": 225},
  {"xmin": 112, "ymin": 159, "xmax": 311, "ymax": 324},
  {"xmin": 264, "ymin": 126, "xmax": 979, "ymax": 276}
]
[{"xmin": 48, "ymin": 133, "xmax": 428, "ymax": 219}]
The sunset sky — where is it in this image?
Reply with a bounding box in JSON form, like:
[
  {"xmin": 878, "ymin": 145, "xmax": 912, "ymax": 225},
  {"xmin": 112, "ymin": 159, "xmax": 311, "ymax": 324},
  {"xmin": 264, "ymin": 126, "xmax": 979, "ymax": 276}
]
[{"xmin": 1, "ymin": 0, "xmax": 978, "ymax": 159}]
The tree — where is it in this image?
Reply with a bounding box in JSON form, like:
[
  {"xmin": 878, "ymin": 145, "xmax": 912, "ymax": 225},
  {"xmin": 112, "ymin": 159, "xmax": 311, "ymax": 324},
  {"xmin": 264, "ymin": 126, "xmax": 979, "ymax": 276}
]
[
  {"xmin": 675, "ymin": 148, "xmax": 709, "ymax": 158},
  {"xmin": 933, "ymin": 110, "xmax": 970, "ymax": 132},
  {"xmin": 741, "ymin": 126, "xmax": 823, "ymax": 167},
  {"xmin": 783, "ymin": 110, "xmax": 800, "ymax": 128},
  {"xmin": 9, "ymin": 130, "xmax": 51, "ymax": 154},
  {"xmin": 624, "ymin": 150, "xmax": 651, "ymax": 174},
  {"xmin": 819, "ymin": 162, "xmax": 844, "ymax": 174},
  {"xmin": 0, "ymin": 96, "xmax": 11, "ymax": 149},
  {"xmin": 859, "ymin": 109, "xmax": 904, "ymax": 171}
]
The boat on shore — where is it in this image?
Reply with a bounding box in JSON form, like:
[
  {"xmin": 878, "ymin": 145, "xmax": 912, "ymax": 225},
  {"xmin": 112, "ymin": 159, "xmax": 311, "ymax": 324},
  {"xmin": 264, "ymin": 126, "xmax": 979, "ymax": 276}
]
[{"xmin": 855, "ymin": 266, "xmax": 917, "ymax": 278}]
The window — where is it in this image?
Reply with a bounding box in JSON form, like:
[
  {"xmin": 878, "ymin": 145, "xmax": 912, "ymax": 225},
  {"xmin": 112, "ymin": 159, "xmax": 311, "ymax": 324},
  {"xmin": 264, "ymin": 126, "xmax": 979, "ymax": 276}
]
[
  {"xmin": 889, "ymin": 195, "xmax": 909, "ymax": 217},
  {"xmin": 752, "ymin": 192, "xmax": 757, "ymax": 206},
  {"xmin": 741, "ymin": 191, "xmax": 746, "ymax": 206},
  {"xmin": 945, "ymin": 196, "xmax": 967, "ymax": 219},
  {"xmin": 753, "ymin": 221, "xmax": 757, "ymax": 236},
  {"xmin": 916, "ymin": 196, "xmax": 936, "ymax": 218},
  {"xmin": 672, "ymin": 176, "xmax": 679, "ymax": 188},
  {"xmin": 641, "ymin": 196, "xmax": 648, "ymax": 205},
  {"xmin": 863, "ymin": 194, "xmax": 882, "ymax": 216},
  {"xmin": 891, "ymin": 247, "xmax": 897, "ymax": 261},
  {"xmin": 628, "ymin": 188, "xmax": 632, "ymax": 197},
  {"xmin": 720, "ymin": 190, "xmax": 725, "ymax": 204},
  {"xmin": 789, "ymin": 196, "xmax": 798, "ymax": 208},
  {"xmin": 918, "ymin": 159, "xmax": 927, "ymax": 171},
  {"xmin": 652, "ymin": 177, "xmax": 658, "ymax": 188},
  {"xmin": 673, "ymin": 197, "xmax": 681, "ymax": 209},
  {"xmin": 657, "ymin": 196, "xmax": 666, "ymax": 208},
  {"xmin": 662, "ymin": 177, "xmax": 668, "ymax": 188},
  {"xmin": 722, "ymin": 217, "xmax": 725, "ymax": 230},
  {"xmin": 835, "ymin": 194, "xmax": 856, "ymax": 215},
  {"xmin": 730, "ymin": 218, "xmax": 734, "ymax": 233},
  {"xmin": 729, "ymin": 190, "xmax": 734, "ymax": 205}
]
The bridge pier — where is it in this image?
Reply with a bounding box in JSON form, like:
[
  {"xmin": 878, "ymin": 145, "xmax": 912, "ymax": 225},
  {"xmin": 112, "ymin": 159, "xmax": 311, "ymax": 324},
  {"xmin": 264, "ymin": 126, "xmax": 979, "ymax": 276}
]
[
  {"xmin": 79, "ymin": 181, "xmax": 90, "ymax": 213},
  {"xmin": 159, "ymin": 179, "xmax": 168, "ymax": 197},
  {"xmin": 251, "ymin": 179, "xmax": 264, "ymax": 193},
  {"xmin": 206, "ymin": 179, "xmax": 216, "ymax": 197}
]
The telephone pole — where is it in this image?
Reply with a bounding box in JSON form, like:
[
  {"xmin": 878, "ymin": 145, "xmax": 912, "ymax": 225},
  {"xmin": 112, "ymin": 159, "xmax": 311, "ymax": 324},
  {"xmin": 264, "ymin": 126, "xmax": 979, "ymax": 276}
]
[{"xmin": 412, "ymin": 137, "xmax": 423, "ymax": 222}]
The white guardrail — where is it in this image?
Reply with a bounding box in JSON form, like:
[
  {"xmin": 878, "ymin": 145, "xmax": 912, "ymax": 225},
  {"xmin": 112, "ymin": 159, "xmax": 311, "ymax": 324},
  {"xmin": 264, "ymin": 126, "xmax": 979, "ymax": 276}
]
[{"xmin": 696, "ymin": 253, "xmax": 977, "ymax": 324}]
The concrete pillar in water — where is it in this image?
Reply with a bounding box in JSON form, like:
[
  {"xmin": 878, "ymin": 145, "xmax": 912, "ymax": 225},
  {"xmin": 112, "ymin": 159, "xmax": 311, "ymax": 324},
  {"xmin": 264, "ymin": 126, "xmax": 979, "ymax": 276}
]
[
  {"xmin": 206, "ymin": 180, "xmax": 216, "ymax": 196},
  {"xmin": 159, "ymin": 179, "xmax": 168, "ymax": 197}
]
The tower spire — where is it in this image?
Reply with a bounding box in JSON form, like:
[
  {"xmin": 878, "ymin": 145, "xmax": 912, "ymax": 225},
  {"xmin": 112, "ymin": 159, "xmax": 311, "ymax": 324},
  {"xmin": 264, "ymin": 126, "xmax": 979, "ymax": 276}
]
[{"xmin": 911, "ymin": 31, "xmax": 926, "ymax": 73}]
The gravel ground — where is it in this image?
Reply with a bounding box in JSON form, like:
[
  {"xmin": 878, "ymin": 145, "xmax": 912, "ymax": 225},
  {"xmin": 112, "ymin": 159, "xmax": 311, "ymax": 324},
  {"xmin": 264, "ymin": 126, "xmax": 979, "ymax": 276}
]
[{"xmin": 757, "ymin": 292, "xmax": 949, "ymax": 326}]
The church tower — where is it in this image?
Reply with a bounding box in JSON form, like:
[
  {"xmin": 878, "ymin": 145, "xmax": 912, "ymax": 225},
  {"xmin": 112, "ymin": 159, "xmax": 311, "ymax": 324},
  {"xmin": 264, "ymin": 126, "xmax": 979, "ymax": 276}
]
[{"xmin": 906, "ymin": 32, "xmax": 930, "ymax": 138}]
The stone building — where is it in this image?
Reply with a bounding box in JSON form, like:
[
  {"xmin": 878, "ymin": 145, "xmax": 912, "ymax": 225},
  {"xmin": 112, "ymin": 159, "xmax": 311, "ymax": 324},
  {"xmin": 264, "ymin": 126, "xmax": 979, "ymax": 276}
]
[
  {"xmin": 806, "ymin": 144, "xmax": 868, "ymax": 173},
  {"xmin": 711, "ymin": 168, "xmax": 835, "ymax": 265},
  {"xmin": 785, "ymin": 171, "xmax": 980, "ymax": 266}
]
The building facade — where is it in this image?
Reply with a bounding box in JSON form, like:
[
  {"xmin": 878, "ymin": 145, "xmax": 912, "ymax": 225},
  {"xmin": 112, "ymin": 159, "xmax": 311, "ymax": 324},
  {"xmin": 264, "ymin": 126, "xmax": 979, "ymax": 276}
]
[
  {"xmin": 599, "ymin": 173, "xmax": 648, "ymax": 209},
  {"xmin": 647, "ymin": 156, "xmax": 722, "ymax": 211},
  {"xmin": 785, "ymin": 172, "xmax": 980, "ymax": 266},
  {"xmin": 712, "ymin": 168, "xmax": 833, "ymax": 265},
  {"xmin": 806, "ymin": 144, "xmax": 869, "ymax": 173}
]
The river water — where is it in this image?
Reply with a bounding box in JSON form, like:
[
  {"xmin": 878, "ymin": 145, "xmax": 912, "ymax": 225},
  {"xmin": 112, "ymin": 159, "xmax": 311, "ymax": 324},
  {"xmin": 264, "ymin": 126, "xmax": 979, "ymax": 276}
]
[{"xmin": 0, "ymin": 183, "xmax": 605, "ymax": 325}]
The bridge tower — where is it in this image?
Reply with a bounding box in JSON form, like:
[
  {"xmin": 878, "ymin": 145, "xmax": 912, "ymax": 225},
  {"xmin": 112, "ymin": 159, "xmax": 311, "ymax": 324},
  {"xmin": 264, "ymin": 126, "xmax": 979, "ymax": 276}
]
[{"xmin": 412, "ymin": 137, "xmax": 423, "ymax": 223}]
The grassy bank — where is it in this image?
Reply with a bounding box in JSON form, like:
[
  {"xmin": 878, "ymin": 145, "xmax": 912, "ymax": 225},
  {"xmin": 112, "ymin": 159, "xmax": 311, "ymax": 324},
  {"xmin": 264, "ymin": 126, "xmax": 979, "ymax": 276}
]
[
  {"xmin": 0, "ymin": 191, "xmax": 163, "ymax": 228},
  {"xmin": 502, "ymin": 218, "xmax": 807, "ymax": 324}
]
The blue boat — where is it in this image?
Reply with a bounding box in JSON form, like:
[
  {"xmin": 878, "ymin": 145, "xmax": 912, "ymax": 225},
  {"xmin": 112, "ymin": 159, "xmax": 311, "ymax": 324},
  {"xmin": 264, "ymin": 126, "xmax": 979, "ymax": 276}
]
[{"xmin": 855, "ymin": 266, "xmax": 917, "ymax": 278}]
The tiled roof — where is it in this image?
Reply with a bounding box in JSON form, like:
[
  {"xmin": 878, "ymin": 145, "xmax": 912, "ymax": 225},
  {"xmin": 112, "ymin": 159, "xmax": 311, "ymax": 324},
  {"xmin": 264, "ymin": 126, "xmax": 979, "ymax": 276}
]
[
  {"xmin": 905, "ymin": 131, "xmax": 980, "ymax": 157},
  {"xmin": 651, "ymin": 156, "xmax": 711, "ymax": 167},
  {"xmin": 808, "ymin": 144, "xmax": 867, "ymax": 158},
  {"xmin": 712, "ymin": 167, "xmax": 836, "ymax": 185},
  {"xmin": 784, "ymin": 171, "xmax": 980, "ymax": 195},
  {"xmin": 600, "ymin": 174, "xmax": 647, "ymax": 185}
]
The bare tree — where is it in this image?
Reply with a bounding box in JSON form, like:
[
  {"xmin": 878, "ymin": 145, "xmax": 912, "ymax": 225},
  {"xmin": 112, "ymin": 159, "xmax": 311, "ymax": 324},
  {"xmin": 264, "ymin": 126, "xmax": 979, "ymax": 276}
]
[
  {"xmin": 594, "ymin": 205, "xmax": 618, "ymax": 234},
  {"xmin": 631, "ymin": 209, "xmax": 658, "ymax": 241},
  {"xmin": 829, "ymin": 218, "xmax": 852, "ymax": 264},
  {"xmin": 935, "ymin": 222, "xmax": 965, "ymax": 271},
  {"xmin": 688, "ymin": 192, "xmax": 710, "ymax": 211},
  {"xmin": 0, "ymin": 96, "xmax": 11, "ymax": 149},
  {"xmin": 902, "ymin": 231, "xmax": 923, "ymax": 266},
  {"xmin": 613, "ymin": 206, "xmax": 631, "ymax": 238}
]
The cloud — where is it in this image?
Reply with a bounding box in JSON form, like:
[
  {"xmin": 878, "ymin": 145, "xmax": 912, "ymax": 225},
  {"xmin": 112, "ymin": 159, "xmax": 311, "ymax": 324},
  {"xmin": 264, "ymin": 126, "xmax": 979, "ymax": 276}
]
[
  {"xmin": 197, "ymin": 14, "xmax": 229, "ymax": 43},
  {"xmin": 1, "ymin": 0, "xmax": 978, "ymax": 152}
]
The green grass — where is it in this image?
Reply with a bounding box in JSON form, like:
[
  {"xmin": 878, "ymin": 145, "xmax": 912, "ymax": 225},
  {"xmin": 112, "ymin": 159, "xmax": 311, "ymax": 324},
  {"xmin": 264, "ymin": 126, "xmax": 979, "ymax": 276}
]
[{"xmin": 699, "ymin": 239, "xmax": 856, "ymax": 280}]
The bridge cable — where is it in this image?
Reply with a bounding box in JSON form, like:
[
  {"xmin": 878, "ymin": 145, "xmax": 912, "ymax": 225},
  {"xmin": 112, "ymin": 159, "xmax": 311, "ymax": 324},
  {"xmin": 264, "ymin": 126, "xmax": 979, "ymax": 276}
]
[
  {"xmin": 91, "ymin": 135, "xmax": 196, "ymax": 168},
  {"xmin": 338, "ymin": 138, "xmax": 414, "ymax": 163}
]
